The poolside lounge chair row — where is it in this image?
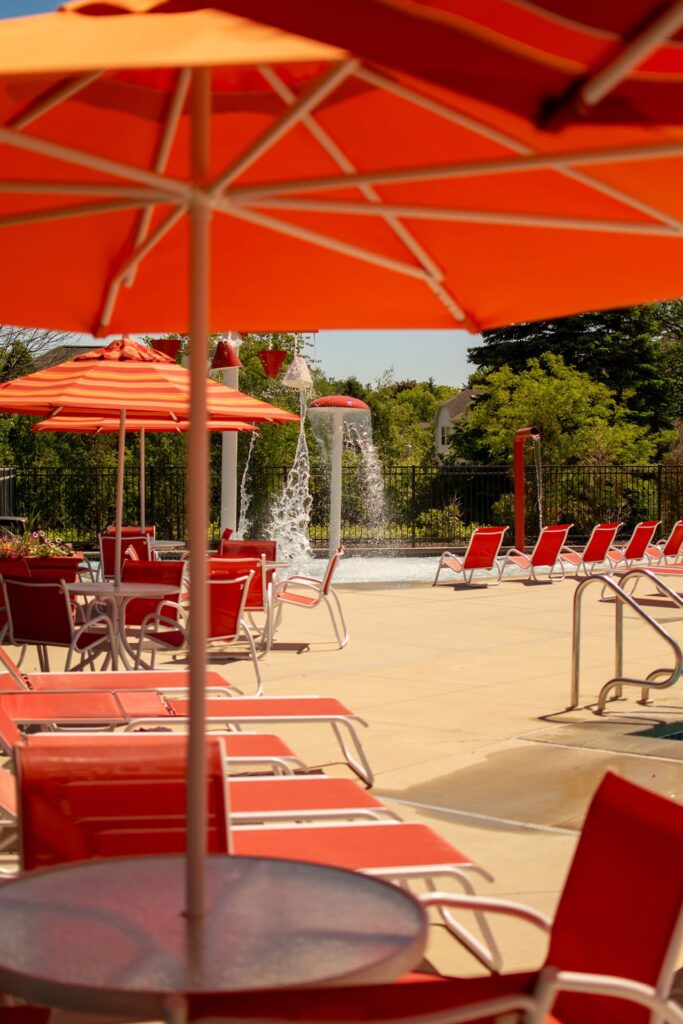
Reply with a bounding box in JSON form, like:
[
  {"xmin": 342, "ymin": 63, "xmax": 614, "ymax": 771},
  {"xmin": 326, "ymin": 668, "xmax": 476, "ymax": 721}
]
[{"xmin": 434, "ymin": 519, "xmax": 683, "ymax": 586}]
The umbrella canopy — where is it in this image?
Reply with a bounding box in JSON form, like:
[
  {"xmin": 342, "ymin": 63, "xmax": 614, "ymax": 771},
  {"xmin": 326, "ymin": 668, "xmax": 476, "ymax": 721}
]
[
  {"xmin": 2, "ymin": 2, "xmax": 683, "ymax": 333},
  {"xmin": 0, "ymin": 338, "xmax": 298, "ymax": 422}
]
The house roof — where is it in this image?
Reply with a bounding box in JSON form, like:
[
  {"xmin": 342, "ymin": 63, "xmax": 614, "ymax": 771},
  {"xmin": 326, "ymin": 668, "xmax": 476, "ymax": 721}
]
[
  {"xmin": 436, "ymin": 388, "xmax": 476, "ymax": 424},
  {"xmin": 34, "ymin": 344, "xmax": 100, "ymax": 369}
]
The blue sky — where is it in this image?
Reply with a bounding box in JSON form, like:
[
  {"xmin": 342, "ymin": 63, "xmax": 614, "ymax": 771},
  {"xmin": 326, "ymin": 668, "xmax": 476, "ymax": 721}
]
[{"xmin": 2, "ymin": 0, "xmax": 476, "ymax": 388}]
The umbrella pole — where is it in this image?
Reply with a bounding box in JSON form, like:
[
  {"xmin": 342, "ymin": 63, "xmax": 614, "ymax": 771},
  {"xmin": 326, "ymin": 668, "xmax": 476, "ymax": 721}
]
[
  {"xmin": 186, "ymin": 65, "xmax": 211, "ymax": 925},
  {"xmin": 140, "ymin": 426, "xmax": 146, "ymax": 530},
  {"xmin": 114, "ymin": 408, "xmax": 126, "ymax": 586}
]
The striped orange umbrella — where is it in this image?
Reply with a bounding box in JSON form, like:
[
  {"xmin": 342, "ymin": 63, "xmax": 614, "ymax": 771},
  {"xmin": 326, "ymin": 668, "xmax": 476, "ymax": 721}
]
[{"xmin": 0, "ymin": 337, "xmax": 296, "ymax": 580}]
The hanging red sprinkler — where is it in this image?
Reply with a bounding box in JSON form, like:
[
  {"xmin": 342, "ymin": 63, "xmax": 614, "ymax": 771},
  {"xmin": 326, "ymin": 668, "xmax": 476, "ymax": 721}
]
[
  {"xmin": 150, "ymin": 337, "xmax": 181, "ymax": 360},
  {"xmin": 257, "ymin": 349, "xmax": 287, "ymax": 377},
  {"xmin": 211, "ymin": 339, "xmax": 242, "ymax": 370},
  {"xmin": 513, "ymin": 426, "xmax": 540, "ymax": 551}
]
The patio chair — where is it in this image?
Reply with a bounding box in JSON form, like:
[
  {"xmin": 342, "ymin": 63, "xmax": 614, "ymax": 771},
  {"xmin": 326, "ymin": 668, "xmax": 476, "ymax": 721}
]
[
  {"xmin": 607, "ymin": 519, "xmax": 661, "ymax": 569},
  {"xmin": 272, "ymin": 546, "xmax": 348, "ymax": 649},
  {"xmin": 120, "ymin": 558, "xmax": 186, "ymax": 629},
  {"xmin": 209, "ymin": 556, "xmax": 274, "ymax": 654},
  {"xmin": 99, "ymin": 532, "xmax": 152, "ymax": 580},
  {"xmin": 218, "ymin": 538, "xmax": 277, "ymax": 561},
  {"xmin": 189, "ymin": 771, "xmax": 683, "ymax": 1024},
  {"xmin": 502, "ymin": 523, "xmax": 573, "ymax": 581},
  {"xmin": 135, "ymin": 572, "xmax": 262, "ymax": 693},
  {"xmin": 560, "ymin": 521, "xmax": 622, "ymax": 576},
  {"xmin": 1, "ymin": 577, "xmax": 115, "ymax": 672},
  {"xmin": 433, "ymin": 526, "xmax": 508, "ymax": 586},
  {"xmin": 0, "ymin": 689, "xmax": 375, "ymax": 786},
  {"xmin": 647, "ymin": 519, "xmax": 683, "ymax": 565},
  {"xmin": 105, "ymin": 524, "xmax": 156, "ymax": 539}
]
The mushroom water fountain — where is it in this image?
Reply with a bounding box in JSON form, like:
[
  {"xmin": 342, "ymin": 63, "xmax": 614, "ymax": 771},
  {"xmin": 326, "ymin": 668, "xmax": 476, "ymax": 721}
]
[{"xmin": 307, "ymin": 396, "xmax": 378, "ymax": 557}]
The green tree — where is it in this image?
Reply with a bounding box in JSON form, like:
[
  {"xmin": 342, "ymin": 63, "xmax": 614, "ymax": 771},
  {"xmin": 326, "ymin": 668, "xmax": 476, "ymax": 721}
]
[
  {"xmin": 449, "ymin": 354, "xmax": 673, "ymax": 465},
  {"xmin": 468, "ymin": 302, "xmax": 683, "ymax": 434}
]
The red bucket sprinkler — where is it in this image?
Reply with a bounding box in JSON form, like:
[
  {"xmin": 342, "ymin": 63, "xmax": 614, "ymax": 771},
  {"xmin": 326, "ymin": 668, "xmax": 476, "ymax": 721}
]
[
  {"xmin": 150, "ymin": 337, "xmax": 181, "ymax": 361},
  {"xmin": 257, "ymin": 349, "xmax": 287, "ymax": 377},
  {"xmin": 211, "ymin": 340, "xmax": 242, "ymax": 370},
  {"xmin": 514, "ymin": 427, "xmax": 540, "ymax": 552}
]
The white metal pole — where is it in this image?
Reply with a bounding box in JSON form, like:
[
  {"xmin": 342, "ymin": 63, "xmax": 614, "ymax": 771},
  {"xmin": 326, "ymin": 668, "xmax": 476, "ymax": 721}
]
[
  {"xmin": 139, "ymin": 426, "xmax": 146, "ymax": 530},
  {"xmin": 329, "ymin": 409, "xmax": 343, "ymax": 557},
  {"xmin": 220, "ymin": 364, "xmax": 239, "ymax": 533},
  {"xmin": 114, "ymin": 408, "xmax": 126, "ymax": 586},
  {"xmin": 186, "ymin": 66, "xmax": 211, "ymax": 924}
]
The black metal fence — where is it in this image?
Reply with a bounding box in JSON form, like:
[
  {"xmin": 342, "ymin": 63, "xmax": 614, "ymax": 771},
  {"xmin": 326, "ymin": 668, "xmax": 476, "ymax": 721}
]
[{"xmin": 4, "ymin": 462, "xmax": 683, "ymax": 548}]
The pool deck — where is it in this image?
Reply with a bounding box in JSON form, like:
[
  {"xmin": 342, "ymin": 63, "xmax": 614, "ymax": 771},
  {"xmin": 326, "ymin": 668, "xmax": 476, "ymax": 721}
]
[{"xmin": 20, "ymin": 571, "xmax": 683, "ymax": 978}]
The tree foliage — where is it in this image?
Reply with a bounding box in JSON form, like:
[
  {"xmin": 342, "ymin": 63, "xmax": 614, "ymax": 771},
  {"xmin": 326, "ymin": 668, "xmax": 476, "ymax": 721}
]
[
  {"xmin": 468, "ymin": 302, "xmax": 683, "ymax": 434},
  {"xmin": 449, "ymin": 354, "xmax": 674, "ymax": 465}
]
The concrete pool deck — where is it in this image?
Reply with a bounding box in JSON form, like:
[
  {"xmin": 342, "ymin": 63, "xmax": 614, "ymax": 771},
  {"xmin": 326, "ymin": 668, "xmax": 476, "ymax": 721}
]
[{"xmin": 18, "ymin": 573, "xmax": 683, "ymax": 978}]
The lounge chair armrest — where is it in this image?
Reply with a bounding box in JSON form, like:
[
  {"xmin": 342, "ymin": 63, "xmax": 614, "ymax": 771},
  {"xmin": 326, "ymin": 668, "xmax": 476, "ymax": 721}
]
[
  {"xmin": 74, "ymin": 612, "xmax": 114, "ymax": 636},
  {"xmin": 420, "ymin": 891, "xmax": 552, "ymax": 933},
  {"xmin": 275, "ymin": 578, "xmax": 321, "ymax": 596},
  {"xmin": 139, "ymin": 611, "xmax": 187, "ymax": 634},
  {"xmin": 281, "ymin": 575, "xmax": 322, "ymax": 585},
  {"xmin": 560, "ymin": 545, "xmax": 581, "ymax": 555},
  {"xmin": 505, "ymin": 547, "xmax": 526, "ymax": 558},
  {"xmin": 535, "ymin": 967, "xmax": 683, "ymax": 1024}
]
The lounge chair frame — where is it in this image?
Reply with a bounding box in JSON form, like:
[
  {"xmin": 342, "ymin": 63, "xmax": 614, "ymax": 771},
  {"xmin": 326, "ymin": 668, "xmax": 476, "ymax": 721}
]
[{"xmin": 434, "ymin": 527, "xmax": 508, "ymax": 587}]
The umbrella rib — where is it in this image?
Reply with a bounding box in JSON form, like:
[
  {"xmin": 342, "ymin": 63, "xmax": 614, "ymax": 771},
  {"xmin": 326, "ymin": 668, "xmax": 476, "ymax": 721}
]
[
  {"xmin": 217, "ymin": 200, "xmax": 433, "ymax": 281},
  {"xmin": 356, "ymin": 67, "xmax": 683, "ymax": 235},
  {"xmin": 209, "ymin": 60, "xmax": 358, "ymax": 196},
  {"xmin": 0, "ymin": 181, "xmax": 180, "ymax": 200},
  {"xmin": 0, "ymin": 198, "xmax": 158, "ymax": 229},
  {"xmin": 97, "ymin": 206, "xmax": 187, "ymax": 333},
  {"xmin": 0, "ymin": 124, "xmax": 191, "ymax": 201},
  {"xmin": 258, "ymin": 64, "xmax": 468, "ymax": 326},
  {"xmin": 243, "ymin": 197, "xmax": 679, "ymax": 236},
  {"xmin": 9, "ymin": 72, "xmax": 101, "ymax": 130},
  {"xmin": 125, "ymin": 68, "xmax": 192, "ymax": 289},
  {"xmin": 226, "ymin": 138, "xmax": 683, "ymax": 201}
]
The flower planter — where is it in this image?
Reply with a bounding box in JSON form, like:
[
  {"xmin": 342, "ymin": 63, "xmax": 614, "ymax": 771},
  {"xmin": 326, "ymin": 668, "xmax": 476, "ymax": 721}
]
[{"xmin": 0, "ymin": 555, "xmax": 85, "ymax": 583}]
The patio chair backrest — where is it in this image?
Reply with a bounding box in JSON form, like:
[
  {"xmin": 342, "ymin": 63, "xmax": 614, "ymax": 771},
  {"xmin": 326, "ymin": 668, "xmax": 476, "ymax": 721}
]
[
  {"xmin": 462, "ymin": 527, "xmax": 507, "ymax": 570},
  {"xmin": 547, "ymin": 771, "xmax": 683, "ymax": 1024},
  {"xmin": 582, "ymin": 522, "xmax": 622, "ymax": 562},
  {"xmin": 121, "ymin": 559, "xmax": 185, "ymax": 626},
  {"xmin": 218, "ymin": 538, "xmax": 277, "ymax": 561},
  {"xmin": 530, "ymin": 524, "xmax": 573, "ymax": 567},
  {"xmin": 105, "ymin": 525, "xmax": 156, "ymax": 538},
  {"xmin": 209, "ymin": 557, "xmax": 267, "ymax": 612},
  {"xmin": 662, "ymin": 519, "xmax": 683, "ymax": 558},
  {"xmin": 100, "ymin": 533, "xmax": 151, "ymax": 578},
  {"xmin": 17, "ymin": 734, "xmax": 228, "ymax": 869},
  {"xmin": 208, "ymin": 574, "xmax": 252, "ymax": 642},
  {"xmin": 2, "ymin": 578, "xmax": 74, "ymax": 647},
  {"xmin": 321, "ymin": 546, "xmax": 343, "ymax": 594},
  {"xmin": 622, "ymin": 520, "xmax": 660, "ymax": 560}
]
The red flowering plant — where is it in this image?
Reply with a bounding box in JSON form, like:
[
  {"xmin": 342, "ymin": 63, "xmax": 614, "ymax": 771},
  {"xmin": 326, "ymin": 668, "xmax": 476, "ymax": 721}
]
[{"xmin": 0, "ymin": 531, "xmax": 75, "ymax": 559}]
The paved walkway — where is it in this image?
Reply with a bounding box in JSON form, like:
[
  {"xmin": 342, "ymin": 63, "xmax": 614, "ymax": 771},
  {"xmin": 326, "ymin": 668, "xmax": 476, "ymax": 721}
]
[{"xmin": 20, "ymin": 571, "xmax": 683, "ymax": 976}]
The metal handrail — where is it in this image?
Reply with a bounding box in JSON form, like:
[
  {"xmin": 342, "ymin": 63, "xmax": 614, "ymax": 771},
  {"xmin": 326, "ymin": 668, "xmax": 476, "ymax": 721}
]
[{"xmin": 571, "ymin": 574, "xmax": 683, "ymax": 713}]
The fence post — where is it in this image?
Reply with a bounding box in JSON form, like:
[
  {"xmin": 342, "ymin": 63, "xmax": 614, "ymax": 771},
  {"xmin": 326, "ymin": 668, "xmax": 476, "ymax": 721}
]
[
  {"xmin": 657, "ymin": 463, "xmax": 663, "ymax": 525},
  {"xmin": 411, "ymin": 465, "xmax": 416, "ymax": 548}
]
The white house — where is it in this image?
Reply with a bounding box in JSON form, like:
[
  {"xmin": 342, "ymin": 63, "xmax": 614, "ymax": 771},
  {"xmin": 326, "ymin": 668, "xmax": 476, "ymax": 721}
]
[{"xmin": 434, "ymin": 388, "xmax": 476, "ymax": 456}]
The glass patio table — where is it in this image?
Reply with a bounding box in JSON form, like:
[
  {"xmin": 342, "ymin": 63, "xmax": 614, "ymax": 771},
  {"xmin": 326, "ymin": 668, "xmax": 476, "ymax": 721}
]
[
  {"xmin": 67, "ymin": 580, "xmax": 180, "ymax": 670},
  {"xmin": 0, "ymin": 855, "xmax": 428, "ymax": 1019}
]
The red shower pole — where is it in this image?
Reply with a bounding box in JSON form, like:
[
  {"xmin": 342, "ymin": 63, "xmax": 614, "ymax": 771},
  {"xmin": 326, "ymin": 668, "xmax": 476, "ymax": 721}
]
[{"xmin": 513, "ymin": 427, "xmax": 540, "ymax": 551}]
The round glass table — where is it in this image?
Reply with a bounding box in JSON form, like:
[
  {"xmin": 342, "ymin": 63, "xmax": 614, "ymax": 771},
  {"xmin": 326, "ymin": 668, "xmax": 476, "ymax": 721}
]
[{"xmin": 0, "ymin": 855, "xmax": 428, "ymax": 1018}]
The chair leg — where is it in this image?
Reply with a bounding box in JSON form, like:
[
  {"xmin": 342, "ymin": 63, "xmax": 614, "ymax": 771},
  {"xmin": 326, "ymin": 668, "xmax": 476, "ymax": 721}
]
[
  {"xmin": 241, "ymin": 621, "xmax": 263, "ymax": 697},
  {"xmin": 327, "ymin": 588, "xmax": 349, "ymax": 648}
]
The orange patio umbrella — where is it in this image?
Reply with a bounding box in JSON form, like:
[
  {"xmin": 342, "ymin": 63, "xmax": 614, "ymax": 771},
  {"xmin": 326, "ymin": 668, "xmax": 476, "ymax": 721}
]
[
  {"xmin": 3, "ymin": 0, "xmax": 683, "ymax": 928},
  {"xmin": 32, "ymin": 412, "xmax": 256, "ymax": 532},
  {"xmin": 0, "ymin": 337, "xmax": 295, "ymax": 582}
]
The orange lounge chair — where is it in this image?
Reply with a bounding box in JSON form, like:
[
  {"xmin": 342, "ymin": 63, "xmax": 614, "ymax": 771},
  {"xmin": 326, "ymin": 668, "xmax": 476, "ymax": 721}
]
[
  {"xmin": 503, "ymin": 523, "xmax": 573, "ymax": 581},
  {"xmin": 16, "ymin": 734, "xmax": 499, "ymax": 972},
  {"xmin": 0, "ymin": 689, "xmax": 374, "ymax": 785},
  {"xmin": 607, "ymin": 519, "xmax": 661, "ymax": 569},
  {"xmin": 646, "ymin": 519, "xmax": 683, "ymax": 565},
  {"xmin": 560, "ymin": 521, "xmax": 622, "ymax": 576},
  {"xmin": 189, "ymin": 771, "xmax": 683, "ymax": 1024},
  {"xmin": 434, "ymin": 527, "xmax": 508, "ymax": 586}
]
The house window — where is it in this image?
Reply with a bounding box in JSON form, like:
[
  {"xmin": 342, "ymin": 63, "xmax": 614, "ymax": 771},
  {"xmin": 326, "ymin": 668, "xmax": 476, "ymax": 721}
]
[{"xmin": 440, "ymin": 425, "xmax": 453, "ymax": 447}]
